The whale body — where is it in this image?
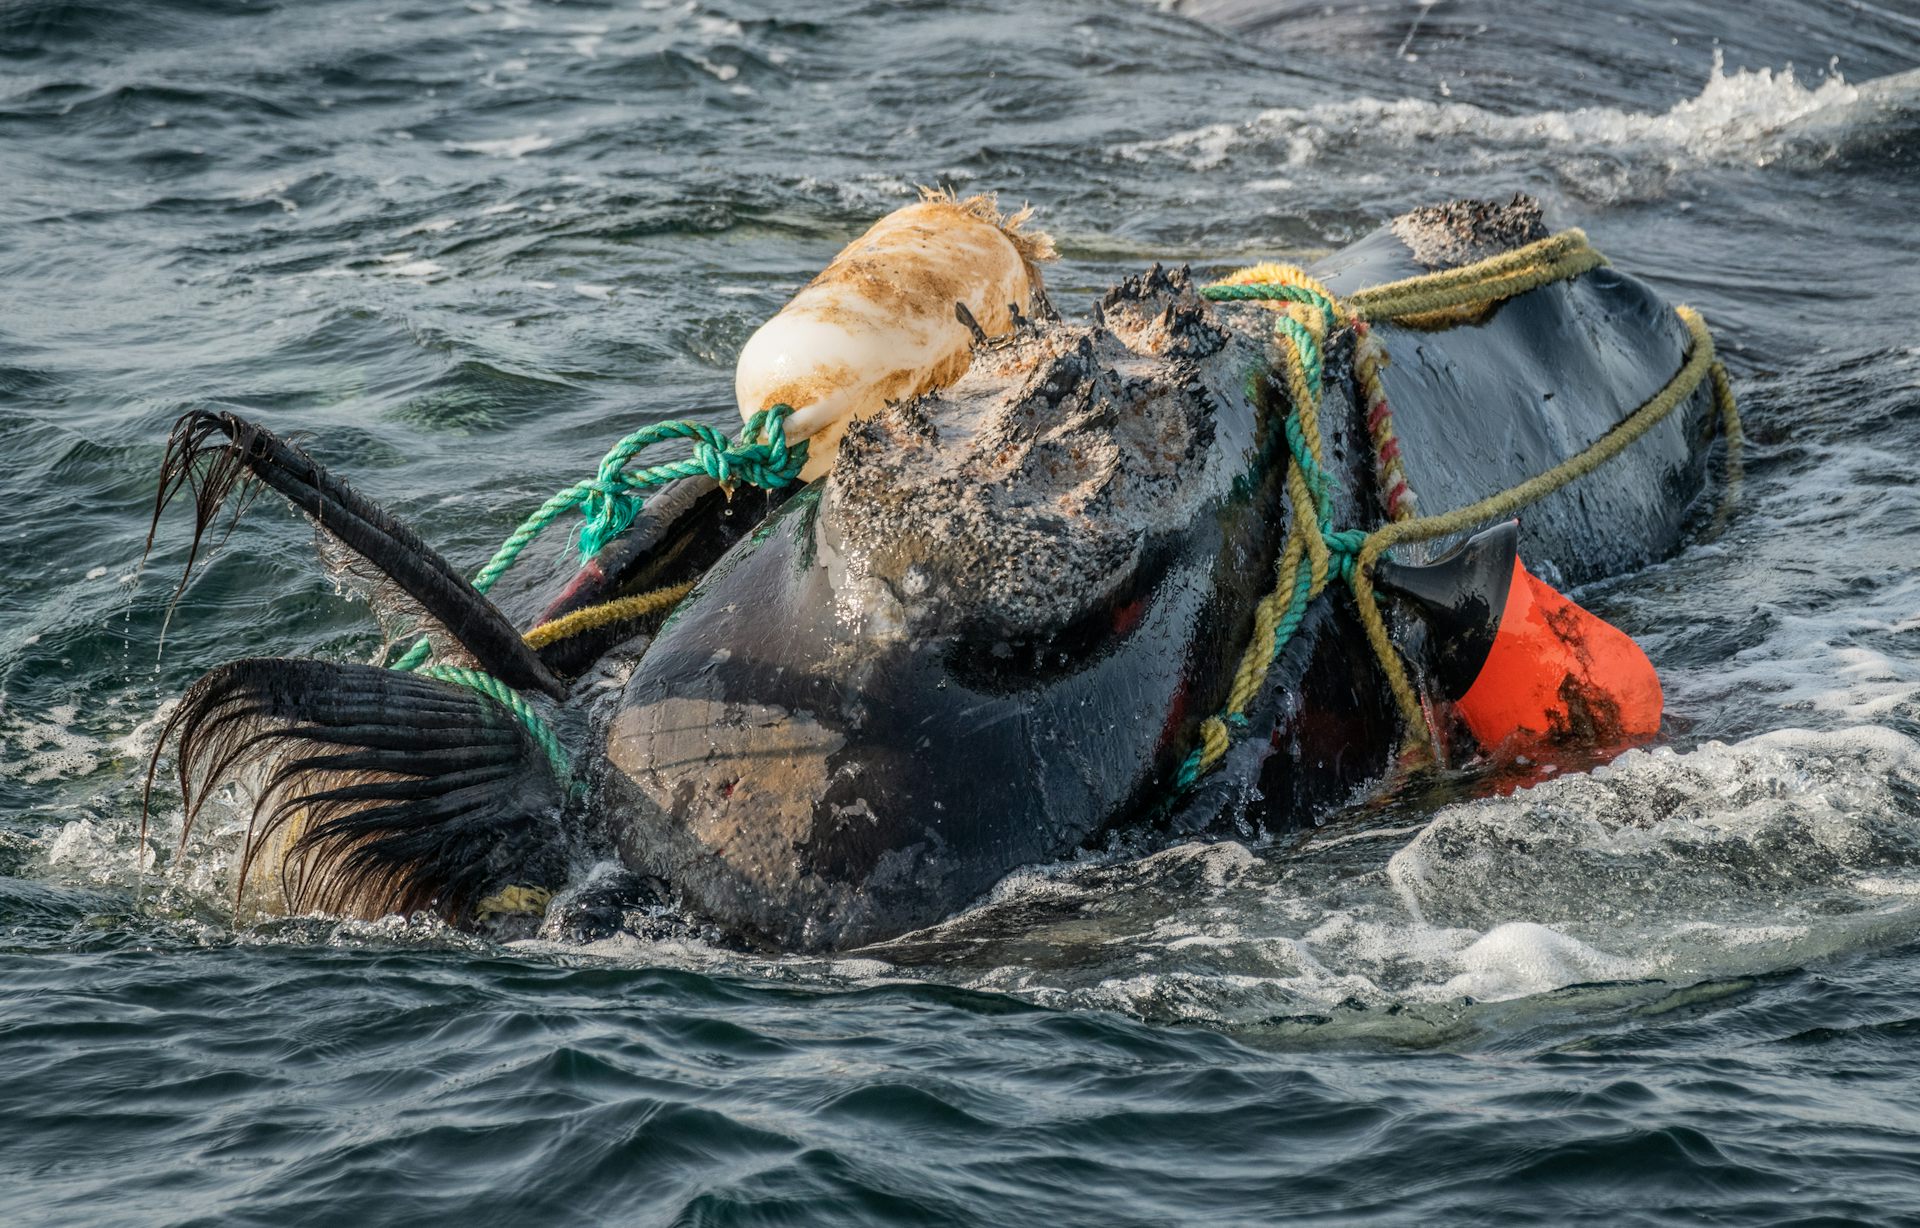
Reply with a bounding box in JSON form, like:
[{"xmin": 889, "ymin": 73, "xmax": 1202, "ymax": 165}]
[{"xmin": 149, "ymin": 198, "xmax": 1720, "ymax": 951}]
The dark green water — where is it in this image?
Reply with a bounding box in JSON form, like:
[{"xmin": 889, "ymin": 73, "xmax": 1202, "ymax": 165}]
[{"xmin": 4, "ymin": 0, "xmax": 1920, "ymax": 1222}]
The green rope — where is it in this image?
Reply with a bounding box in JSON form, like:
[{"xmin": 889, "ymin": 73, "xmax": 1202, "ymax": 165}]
[
  {"xmin": 1176, "ymin": 238, "xmax": 1728, "ymax": 790},
  {"xmin": 390, "ymin": 636, "xmax": 433, "ymax": 672},
  {"xmin": 1168, "ymin": 286, "xmax": 1389, "ymax": 793},
  {"xmin": 417, "ymin": 664, "xmax": 574, "ymax": 789},
  {"xmin": 1274, "ymin": 314, "xmax": 1324, "ymax": 400},
  {"xmin": 1170, "ymin": 301, "xmax": 1357, "ymax": 793},
  {"xmin": 477, "ymin": 403, "xmax": 806, "ymax": 589},
  {"xmin": 388, "ymin": 404, "xmax": 808, "ymax": 779},
  {"xmin": 1202, "ymin": 282, "xmax": 1338, "ymax": 333}
]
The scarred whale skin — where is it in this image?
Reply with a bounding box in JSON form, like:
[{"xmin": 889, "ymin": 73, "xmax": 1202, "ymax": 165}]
[
  {"xmin": 139, "ymin": 199, "xmax": 1722, "ymax": 945},
  {"xmin": 595, "ymin": 204, "xmax": 1719, "ymax": 953},
  {"xmin": 601, "ymin": 266, "xmax": 1334, "ymax": 952}
]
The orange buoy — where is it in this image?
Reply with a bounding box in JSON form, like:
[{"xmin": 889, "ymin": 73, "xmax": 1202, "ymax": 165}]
[
  {"xmin": 1454, "ymin": 557, "xmax": 1662, "ymax": 755},
  {"xmin": 1374, "ymin": 521, "xmax": 1663, "ymax": 757}
]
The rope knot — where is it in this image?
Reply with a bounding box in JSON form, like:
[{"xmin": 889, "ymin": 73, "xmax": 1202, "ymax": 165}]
[
  {"xmin": 577, "ymin": 480, "xmax": 642, "ymax": 560},
  {"xmin": 565, "ymin": 407, "xmax": 807, "ymax": 559},
  {"xmin": 1323, "ymin": 528, "xmax": 1367, "ymax": 584}
]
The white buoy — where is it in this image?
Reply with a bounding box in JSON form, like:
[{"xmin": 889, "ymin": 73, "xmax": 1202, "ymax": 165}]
[{"xmin": 735, "ymin": 189, "xmax": 1054, "ymax": 479}]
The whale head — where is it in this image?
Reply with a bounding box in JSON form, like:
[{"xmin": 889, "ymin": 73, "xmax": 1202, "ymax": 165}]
[{"xmin": 599, "ymin": 268, "xmax": 1297, "ymax": 951}]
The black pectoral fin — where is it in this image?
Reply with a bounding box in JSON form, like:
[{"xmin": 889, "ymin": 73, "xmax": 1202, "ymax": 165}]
[
  {"xmin": 1372, "ymin": 520, "xmax": 1521, "ymax": 700},
  {"xmin": 151, "ymin": 410, "xmax": 566, "ymax": 699},
  {"xmin": 146, "ymin": 658, "xmax": 570, "ymax": 924}
]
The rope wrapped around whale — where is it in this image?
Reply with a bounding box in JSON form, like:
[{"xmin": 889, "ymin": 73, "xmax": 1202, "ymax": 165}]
[
  {"xmin": 388, "ymin": 405, "xmax": 808, "ymax": 776},
  {"xmin": 384, "ymin": 229, "xmax": 1739, "ymax": 800},
  {"xmin": 1177, "ymin": 229, "xmax": 1741, "ymax": 788}
]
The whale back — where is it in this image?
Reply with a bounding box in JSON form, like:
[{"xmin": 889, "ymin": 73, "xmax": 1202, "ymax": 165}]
[{"xmin": 1314, "ymin": 200, "xmax": 1719, "ymax": 583}]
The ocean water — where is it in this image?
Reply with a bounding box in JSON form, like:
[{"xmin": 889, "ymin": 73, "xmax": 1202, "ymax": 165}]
[{"xmin": 4, "ymin": 0, "xmax": 1920, "ymax": 1222}]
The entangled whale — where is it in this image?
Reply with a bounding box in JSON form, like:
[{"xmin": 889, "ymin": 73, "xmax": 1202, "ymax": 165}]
[{"xmin": 143, "ymin": 194, "xmax": 1734, "ymax": 952}]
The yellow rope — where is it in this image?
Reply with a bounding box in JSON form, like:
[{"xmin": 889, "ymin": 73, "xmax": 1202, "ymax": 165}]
[
  {"xmin": 1712, "ymin": 359, "xmax": 1744, "ymax": 489},
  {"xmin": 1354, "ymin": 322, "xmax": 1417, "ymax": 521},
  {"xmin": 1214, "ymin": 262, "xmax": 1340, "ymax": 296},
  {"xmin": 501, "ymin": 227, "xmax": 1741, "ymax": 793},
  {"xmin": 1349, "ymin": 308, "xmax": 1731, "ymax": 747},
  {"xmin": 1184, "ymin": 320, "xmax": 1348, "ymax": 773},
  {"xmin": 473, "ymin": 884, "xmax": 553, "ymax": 920},
  {"xmin": 1184, "ymin": 228, "xmax": 1741, "ymax": 784},
  {"xmin": 521, "ymin": 580, "xmax": 696, "ymax": 650},
  {"xmin": 1348, "ymin": 229, "xmax": 1607, "ymax": 320}
]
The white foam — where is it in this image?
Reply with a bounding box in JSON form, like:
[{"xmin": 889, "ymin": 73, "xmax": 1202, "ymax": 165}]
[
  {"xmin": 1113, "ymin": 56, "xmax": 1915, "ymax": 193},
  {"xmin": 856, "ymin": 727, "xmax": 1920, "ymax": 1028},
  {"xmin": 1437, "ymin": 922, "xmax": 1636, "ymax": 1001},
  {"xmin": 447, "ymin": 134, "xmax": 553, "ymax": 159},
  {"xmin": 0, "ymin": 708, "xmax": 108, "ymax": 785},
  {"xmin": 1639, "ymin": 477, "xmax": 1920, "ymax": 735},
  {"xmin": 295, "ymin": 726, "xmax": 1911, "ymax": 1030}
]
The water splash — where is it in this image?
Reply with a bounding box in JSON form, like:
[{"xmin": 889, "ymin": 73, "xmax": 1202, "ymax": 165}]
[
  {"xmin": 854, "ymin": 727, "xmax": 1920, "ymax": 1034},
  {"xmin": 1115, "ymin": 55, "xmax": 1917, "ymax": 200},
  {"xmin": 0, "ymin": 705, "xmax": 106, "ymax": 786}
]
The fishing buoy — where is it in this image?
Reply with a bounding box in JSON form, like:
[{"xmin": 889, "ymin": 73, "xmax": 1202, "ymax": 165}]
[
  {"xmin": 734, "ymin": 188, "xmax": 1054, "ymax": 479},
  {"xmin": 1375, "ymin": 521, "xmax": 1663, "ymax": 756}
]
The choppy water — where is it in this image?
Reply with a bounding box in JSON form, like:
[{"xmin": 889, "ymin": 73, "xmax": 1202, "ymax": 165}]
[{"xmin": 4, "ymin": 0, "xmax": 1920, "ymax": 1222}]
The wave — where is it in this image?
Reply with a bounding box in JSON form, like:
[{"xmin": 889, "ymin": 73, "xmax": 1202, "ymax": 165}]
[
  {"xmin": 861, "ymin": 726, "xmax": 1920, "ymax": 1036},
  {"xmin": 1114, "ymin": 55, "xmax": 1920, "ymax": 199},
  {"xmin": 37, "ymin": 691, "xmax": 1920, "ymax": 1037}
]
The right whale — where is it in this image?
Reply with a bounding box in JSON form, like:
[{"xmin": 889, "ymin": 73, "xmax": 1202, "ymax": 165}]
[
  {"xmin": 593, "ymin": 196, "xmax": 1723, "ymax": 951},
  {"xmin": 149, "ymin": 196, "xmax": 1726, "ymax": 952}
]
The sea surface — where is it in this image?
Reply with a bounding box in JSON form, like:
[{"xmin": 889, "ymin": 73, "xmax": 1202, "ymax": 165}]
[{"xmin": 4, "ymin": 0, "xmax": 1920, "ymax": 1223}]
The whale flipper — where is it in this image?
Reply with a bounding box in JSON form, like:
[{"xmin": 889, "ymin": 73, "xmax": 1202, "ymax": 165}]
[
  {"xmin": 145, "ymin": 658, "xmax": 569, "ymax": 923},
  {"xmin": 150, "ymin": 410, "xmax": 566, "ymax": 699}
]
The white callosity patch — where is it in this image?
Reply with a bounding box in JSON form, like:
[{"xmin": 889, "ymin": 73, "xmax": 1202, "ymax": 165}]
[
  {"xmin": 734, "ymin": 191, "xmax": 1054, "ymax": 481},
  {"xmin": 823, "ymin": 267, "xmax": 1246, "ymax": 639}
]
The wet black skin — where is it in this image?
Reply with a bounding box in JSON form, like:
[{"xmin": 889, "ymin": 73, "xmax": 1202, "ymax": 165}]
[
  {"xmin": 595, "ymin": 287, "xmax": 1313, "ymax": 952},
  {"xmin": 526, "ymin": 474, "xmax": 797, "ymax": 679},
  {"xmin": 588, "ymin": 218, "xmax": 1719, "ymax": 953},
  {"xmin": 150, "ymin": 208, "xmax": 1719, "ymax": 948},
  {"xmin": 1317, "ymin": 225, "xmax": 1716, "ymax": 586},
  {"xmin": 1190, "ymin": 225, "xmax": 1718, "ymax": 849}
]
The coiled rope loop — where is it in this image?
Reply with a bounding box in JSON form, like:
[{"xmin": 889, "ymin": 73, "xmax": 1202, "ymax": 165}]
[
  {"xmin": 571, "ymin": 405, "xmax": 805, "ymax": 560},
  {"xmin": 1175, "ymin": 228, "xmax": 1740, "ymax": 789},
  {"xmin": 391, "ymin": 405, "xmax": 808, "ymax": 779},
  {"xmin": 473, "ymin": 403, "xmax": 806, "ymax": 592}
]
